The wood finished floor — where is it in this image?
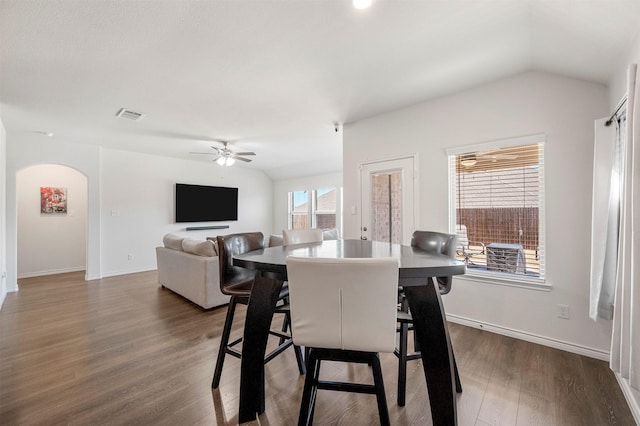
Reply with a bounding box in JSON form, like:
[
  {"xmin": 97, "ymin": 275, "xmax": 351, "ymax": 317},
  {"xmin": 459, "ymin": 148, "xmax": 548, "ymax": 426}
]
[{"xmin": 0, "ymin": 271, "xmax": 635, "ymax": 426}]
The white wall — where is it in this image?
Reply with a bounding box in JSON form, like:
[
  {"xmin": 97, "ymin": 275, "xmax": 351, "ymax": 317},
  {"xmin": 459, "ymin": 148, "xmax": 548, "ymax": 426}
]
[
  {"xmin": 17, "ymin": 165, "xmax": 87, "ymax": 278},
  {"xmin": 343, "ymin": 71, "xmax": 613, "ymax": 354},
  {"xmin": 5, "ymin": 136, "xmax": 273, "ymax": 288},
  {"xmin": 7, "ymin": 136, "xmax": 101, "ymax": 289},
  {"xmin": 608, "ymin": 31, "xmax": 640, "ymax": 109},
  {"xmin": 0, "ymin": 117, "xmax": 6, "ymax": 308},
  {"xmin": 100, "ymin": 148, "xmax": 273, "ymax": 276},
  {"xmin": 272, "ymin": 172, "xmax": 343, "ymax": 235}
]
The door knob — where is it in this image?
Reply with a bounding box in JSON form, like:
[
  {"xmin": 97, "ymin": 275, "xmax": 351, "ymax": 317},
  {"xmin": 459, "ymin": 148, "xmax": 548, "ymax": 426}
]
[{"xmin": 361, "ymin": 235, "xmax": 368, "ymax": 240}]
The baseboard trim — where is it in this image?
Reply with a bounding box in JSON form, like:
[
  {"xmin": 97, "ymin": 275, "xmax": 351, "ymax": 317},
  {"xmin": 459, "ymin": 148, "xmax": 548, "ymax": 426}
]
[
  {"xmin": 18, "ymin": 267, "xmax": 85, "ymax": 279},
  {"xmin": 17, "ymin": 267, "xmax": 157, "ymax": 282},
  {"xmin": 446, "ymin": 314, "xmax": 610, "ymax": 361},
  {"xmin": 98, "ymin": 266, "xmax": 157, "ymax": 280},
  {"xmin": 0, "ymin": 288, "xmax": 6, "ymax": 311},
  {"xmin": 614, "ymin": 373, "xmax": 640, "ymax": 425}
]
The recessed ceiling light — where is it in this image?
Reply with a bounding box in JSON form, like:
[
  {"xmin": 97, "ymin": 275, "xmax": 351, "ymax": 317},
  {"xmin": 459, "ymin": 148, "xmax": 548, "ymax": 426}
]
[
  {"xmin": 353, "ymin": 0, "xmax": 372, "ymax": 9},
  {"xmin": 33, "ymin": 131, "xmax": 53, "ymax": 137}
]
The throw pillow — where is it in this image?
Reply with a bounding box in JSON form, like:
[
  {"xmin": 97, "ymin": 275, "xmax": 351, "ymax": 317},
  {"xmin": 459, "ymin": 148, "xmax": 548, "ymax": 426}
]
[
  {"xmin": 205, "ymin": 237, "xmax": 219, "ymax": 255},
  {"xmin": 182, "ymin": 238, "xmax": 216, "ymax": 257},
  {"xmin": 163, "ymin": 233, "xmax": 185, "ymax": 251}
]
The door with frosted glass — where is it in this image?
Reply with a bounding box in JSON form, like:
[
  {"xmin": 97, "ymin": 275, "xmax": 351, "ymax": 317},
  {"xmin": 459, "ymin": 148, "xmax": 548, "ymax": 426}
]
[{"xmin": 360, "ymin": 157, "xmax": 415, "ymax": 244}]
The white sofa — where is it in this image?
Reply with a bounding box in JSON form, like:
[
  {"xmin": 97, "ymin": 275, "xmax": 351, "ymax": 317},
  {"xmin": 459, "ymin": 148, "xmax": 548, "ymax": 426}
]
[{"xmin": 156, "ymin": 233, "xmax": 229, "ymax": 309}]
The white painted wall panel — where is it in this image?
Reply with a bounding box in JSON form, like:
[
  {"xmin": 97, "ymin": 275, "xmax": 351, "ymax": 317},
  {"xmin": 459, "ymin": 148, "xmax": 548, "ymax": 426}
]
[
  {"xmin": 272, "ymin": 172, "xmax": 343, "ymax": 236},
  {"xmin": 100, "ymin": 148, "xmax": 273, "ymax": 276},
  {"xmin": 0, "ymin": 117, "xmax": 6, "ymax": 308},
  {"xmin": 6, "ymin": 136, "xmax": 101, "ymax": 289},
  {"xmin": 608, "ymin": 31, "xmax": 640, "ymax": 110},
  {"xmin": 17, "ymin": 165, "xmax": 87, "ymax": 277},
  {"xmin": 5, "ymin": 137, "xmax": 273, "ymax": 289},
  {"xmin": 343, "ymin": 71, "xmax": 612, "ymax": 352}
]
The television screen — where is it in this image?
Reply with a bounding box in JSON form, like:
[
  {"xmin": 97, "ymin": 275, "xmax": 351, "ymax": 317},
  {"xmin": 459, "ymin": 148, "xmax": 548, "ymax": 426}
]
[{"xmin": 175, "ymin": 183, "xmax": 238, "ymax": 223}]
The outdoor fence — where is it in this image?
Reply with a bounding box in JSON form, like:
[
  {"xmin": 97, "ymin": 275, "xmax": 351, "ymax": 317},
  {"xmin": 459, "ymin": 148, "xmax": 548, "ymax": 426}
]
[{"xmin": 457, "ymin": 207, "xmax": 539, "ymax": 251}]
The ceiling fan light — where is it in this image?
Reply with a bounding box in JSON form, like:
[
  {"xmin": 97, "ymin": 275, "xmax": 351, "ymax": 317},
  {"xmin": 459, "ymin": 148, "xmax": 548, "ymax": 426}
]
[
  {"xmin": 216, "ymin": 157, "xmax": 226, "ymax": 166},
  {"xmin": 226, "ymin": 157, "xmax": 235, "ymax": 166},
  {"xmin": 460, "ymin": 155, "xmax": 477, "ymax": 167}
]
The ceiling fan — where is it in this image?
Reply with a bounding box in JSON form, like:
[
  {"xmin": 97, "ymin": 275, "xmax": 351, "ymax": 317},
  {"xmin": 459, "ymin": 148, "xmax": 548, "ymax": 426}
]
[{"xmin": 190, "ymin": 141, "xmax": 256, "ymax": 166}]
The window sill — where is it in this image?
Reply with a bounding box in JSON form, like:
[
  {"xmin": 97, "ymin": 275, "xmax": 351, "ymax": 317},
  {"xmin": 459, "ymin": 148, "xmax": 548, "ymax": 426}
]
[{"xmin": 455, "ymin": 269, "xmax": 550, "ymax": 291}]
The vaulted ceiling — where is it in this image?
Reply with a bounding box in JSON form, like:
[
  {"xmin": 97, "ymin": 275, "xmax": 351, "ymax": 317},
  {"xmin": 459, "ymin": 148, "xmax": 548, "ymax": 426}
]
[{"xmin": 1, "ymin": 1, "xmax": 639, "ymax": 179}]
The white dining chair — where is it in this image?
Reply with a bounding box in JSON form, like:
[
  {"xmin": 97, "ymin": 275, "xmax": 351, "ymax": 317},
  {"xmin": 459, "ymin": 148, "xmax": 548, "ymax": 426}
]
[
  {"xmin": 282, "ymin": 228, "xmax": 323, "ymax": 246},
  {"xmin": 286, "ymin": 256, "xmax": 399, "ymax": 426}
]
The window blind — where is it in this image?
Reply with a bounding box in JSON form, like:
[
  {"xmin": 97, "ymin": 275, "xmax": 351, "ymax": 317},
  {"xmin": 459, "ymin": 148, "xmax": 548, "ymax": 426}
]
[{"xmin": 450, "ymin": 142, "xmax": 545, "ymax": 278}]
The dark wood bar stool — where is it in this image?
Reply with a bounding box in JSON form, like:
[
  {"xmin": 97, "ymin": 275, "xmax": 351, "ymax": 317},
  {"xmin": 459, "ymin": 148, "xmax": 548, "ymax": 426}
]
[
  {"xmin": 211, "ymin": 232, "xmax": 305, "ymax": 389},
  {"xmin": 395, "ymin": 230, "xmax": 463, "ymax": 406}
]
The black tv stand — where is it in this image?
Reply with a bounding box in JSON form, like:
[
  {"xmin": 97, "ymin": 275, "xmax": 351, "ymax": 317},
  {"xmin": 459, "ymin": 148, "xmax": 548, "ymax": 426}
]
[{"xmin": 185, "ymin": 225, "xmax": 230, "ymax": 231}]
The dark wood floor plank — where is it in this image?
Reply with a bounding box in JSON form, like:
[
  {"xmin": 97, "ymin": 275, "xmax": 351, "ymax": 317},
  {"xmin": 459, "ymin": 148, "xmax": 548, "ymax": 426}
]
[
  {"xmin": 548, "ymin": 347, "xmax": 599, "ymax": 425},
  {"xmin": 516, "ymin": 391, "xmax": 557, "ymax": 426},
  {"xmin": 0, "ymin": 271, "xmax": 635, "ymax": 425},
  {"xmin": 476, "ymin": 377, "xmax": 520, "ymax": 425},
  {"xmin": 580, "ymin": 356, "xmax": 636, "ymax": 425}
]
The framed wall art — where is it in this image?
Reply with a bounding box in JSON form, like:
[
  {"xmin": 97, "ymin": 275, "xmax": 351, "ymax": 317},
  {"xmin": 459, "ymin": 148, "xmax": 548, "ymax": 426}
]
[{"xmin": 40, "ymin": 187, "xmax": 68, "ymax": 214}]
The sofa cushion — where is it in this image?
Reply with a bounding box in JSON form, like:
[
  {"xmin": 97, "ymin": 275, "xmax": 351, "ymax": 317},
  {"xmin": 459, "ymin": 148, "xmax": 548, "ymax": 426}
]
[
  {"xmin": 182, "ymin": 238, "xmax": 217, "ymax": 257},
  {"xmin": 163, "ymin": 233, "xmax": 185, "ymax": 251}
]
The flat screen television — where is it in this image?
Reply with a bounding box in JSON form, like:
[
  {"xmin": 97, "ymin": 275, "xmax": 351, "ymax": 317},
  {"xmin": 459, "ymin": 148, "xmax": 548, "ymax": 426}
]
[{"xmin": 175, "ymin": 183, "xmax": 238, "ymax": 223}]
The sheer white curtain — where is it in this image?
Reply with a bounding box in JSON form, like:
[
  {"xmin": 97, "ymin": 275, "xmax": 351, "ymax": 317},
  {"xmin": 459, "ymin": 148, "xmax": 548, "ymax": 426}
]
[
  {"xmin": 590, "ymin": 112, "xmax": 622, "ymax": 320},
  {"xmin": 610, "ymin": 64, "xmax": 639, "ymax": 395}
]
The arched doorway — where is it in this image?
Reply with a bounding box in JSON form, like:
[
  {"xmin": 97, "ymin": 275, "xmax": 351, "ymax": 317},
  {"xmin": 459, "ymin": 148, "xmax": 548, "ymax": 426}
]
[{"xmin": 16, "ymin": 165, "xmax": 88, "ymax": 279}]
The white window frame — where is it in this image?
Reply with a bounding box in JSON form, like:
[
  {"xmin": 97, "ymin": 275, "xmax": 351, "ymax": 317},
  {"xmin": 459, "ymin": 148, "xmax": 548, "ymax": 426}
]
[
  {"xmin": 313, "ymin": 188, "xmax": 337, "ymax": 229},
  {"xmin": 446, "ymin": 133, "xmax": 547, "ymax": 288},
  {"xmin": 287, "ymin": 187, "xmax": 342, "ymax": 233},
  {"xmin": 288, "ymin": 190, "xmax": 310, "ymax": 230}
]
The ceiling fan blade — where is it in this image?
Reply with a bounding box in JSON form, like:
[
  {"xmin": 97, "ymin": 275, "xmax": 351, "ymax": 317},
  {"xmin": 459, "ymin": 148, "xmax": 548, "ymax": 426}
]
[
  {"xmin": 234, "ymin": 151, "xmax": 255, "ymax": 156},
  {"xmin": 232, "ymin": 156, "xmax": 252, "ymax": 162}
]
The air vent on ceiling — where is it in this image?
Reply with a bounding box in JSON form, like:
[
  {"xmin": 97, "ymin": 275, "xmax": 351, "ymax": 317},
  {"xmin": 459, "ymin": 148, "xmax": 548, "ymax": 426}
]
[{"xmin": 116, "ymin": 108, "xmax": 145, "ymax": 121}]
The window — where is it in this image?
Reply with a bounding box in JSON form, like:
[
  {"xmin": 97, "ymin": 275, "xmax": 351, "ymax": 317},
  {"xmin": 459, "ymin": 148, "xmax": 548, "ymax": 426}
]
[
  {"xmin": 288, "ymin": 187, "xmax": 339, "ymax": 230},
  {"xmin": 289, "ymin": 190, "xmax": 309, "ymax": 230},
  {"xmin": 448, "ymin": 135, "xmax": 545, "ymax": 282},
  {"xmin": 314, "ymin": 188, "xmax": 337, "ymax": 229}
]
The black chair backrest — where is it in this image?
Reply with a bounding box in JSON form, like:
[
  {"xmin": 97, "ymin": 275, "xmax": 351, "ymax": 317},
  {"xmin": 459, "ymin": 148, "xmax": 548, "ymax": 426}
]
[
  {"xmin": 410, "ymin": 230, "xmax": 457, "ymax": 294},
  {"xmin": 216, "ymin": 232, "xmax": 264, "ymax": 290}
]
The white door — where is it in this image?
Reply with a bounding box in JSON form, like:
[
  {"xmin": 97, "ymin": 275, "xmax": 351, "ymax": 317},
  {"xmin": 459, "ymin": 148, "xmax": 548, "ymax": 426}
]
[{"xmin": 360, "ymin": 156, "xmax": 416, "ymax": 244}]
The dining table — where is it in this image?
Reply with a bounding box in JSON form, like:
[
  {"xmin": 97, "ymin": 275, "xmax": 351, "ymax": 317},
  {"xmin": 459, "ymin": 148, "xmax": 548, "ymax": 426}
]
[{"xmin": 232, "ymin": 239, "xmax": 466, "ymax": 425}]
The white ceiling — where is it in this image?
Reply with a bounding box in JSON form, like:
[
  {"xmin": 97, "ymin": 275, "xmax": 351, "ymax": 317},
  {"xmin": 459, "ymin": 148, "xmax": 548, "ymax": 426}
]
[{"xmin": 1, "ymin": 1, "xmax": 639, "ymax": 180}]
